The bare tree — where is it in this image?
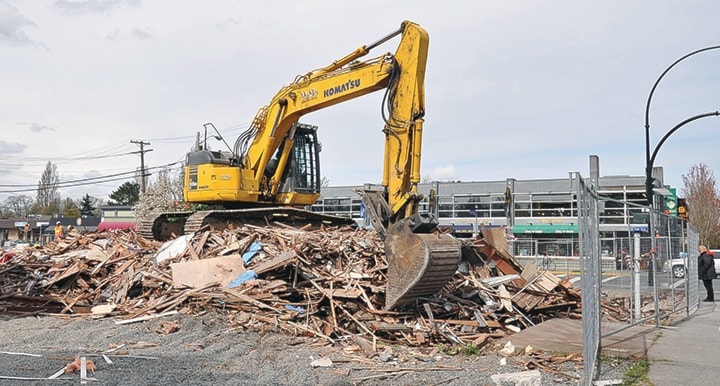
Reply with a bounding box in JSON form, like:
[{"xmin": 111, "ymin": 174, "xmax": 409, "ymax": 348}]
[
  {"xmin": 2, "ymin": 194, "xmax": 34, "ymax": 217},
  {"xmin": 36, "ymin": 161, "xmax": 60, "ymax": 209},
  {"xmin": 681, "ymin": 163, "xmax": 720, "ymax": 246}
]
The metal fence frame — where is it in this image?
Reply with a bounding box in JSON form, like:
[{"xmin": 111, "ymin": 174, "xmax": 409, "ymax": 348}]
[
  {"xmin": 686, "ymin": 223, "xmax": 699, "ymax": 314},
  {"xmin": 576, "ymin": 172, "xmax": 699, "ymax": 384},
  {"xmin": 575, "ymin": 173, "xmax": 601, "ymax": 384}
]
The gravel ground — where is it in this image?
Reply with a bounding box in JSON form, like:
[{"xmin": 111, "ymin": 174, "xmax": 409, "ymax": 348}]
[{"xmin": 0, "ymin": 312, "xmax": 633, "ymax": 385}]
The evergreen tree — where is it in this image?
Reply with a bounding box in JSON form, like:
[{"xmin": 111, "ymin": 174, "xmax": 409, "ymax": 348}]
[
  {"xmin": 79, "ymin": 194, "xmax": 97, "ymax": 216},
  {"xmin": 108, "ymin": 181, "xmax": 140, "ymax": 206}
]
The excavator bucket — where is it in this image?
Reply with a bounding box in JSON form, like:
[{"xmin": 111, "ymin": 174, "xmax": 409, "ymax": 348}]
[{"xmin": 383, "ymin": 217, "xmax": 462, "ymax": 310}]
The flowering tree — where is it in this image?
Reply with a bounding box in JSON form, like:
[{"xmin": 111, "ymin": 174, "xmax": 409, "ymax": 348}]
[
  {"xmin": 133, "ymin": 168, "xmax": 184, "ymax": 219},
  {"xmin": 681, "ymin": 163, "xmax": 720, "ymax": 246}
]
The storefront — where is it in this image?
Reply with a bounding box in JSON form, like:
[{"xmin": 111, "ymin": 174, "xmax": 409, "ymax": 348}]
[{"xmin": 511, "ymin": 223, "xmax": 578, "ymax": 235}]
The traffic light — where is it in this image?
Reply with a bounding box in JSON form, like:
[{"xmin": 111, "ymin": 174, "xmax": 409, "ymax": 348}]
[{"xmin": 677, "ymin": 198, "xmax": 689, "ymax": 221}]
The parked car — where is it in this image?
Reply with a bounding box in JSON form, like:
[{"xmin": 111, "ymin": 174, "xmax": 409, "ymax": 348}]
[{"xmin": 670, "ymin": 250, "xmax": 720, "ymax": 278}]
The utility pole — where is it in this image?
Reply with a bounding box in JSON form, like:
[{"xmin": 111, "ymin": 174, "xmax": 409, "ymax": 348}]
[{"xmin": 131, "ymin": 140, "xmax": 153, "ymax": 194}]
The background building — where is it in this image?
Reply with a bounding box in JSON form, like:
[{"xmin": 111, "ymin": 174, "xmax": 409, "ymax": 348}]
[{"xmin": 312, "ymin": 158, "xmax": 680, "ymax": 261}]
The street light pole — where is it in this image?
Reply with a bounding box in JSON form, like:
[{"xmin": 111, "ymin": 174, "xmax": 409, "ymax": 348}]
[
  {"xmin": 645, "ymin": 111, "xmax": 720, "ymax": 207},
  {"xmin": 644, "ymin": 45, "xmax": 720, "ymax": 206}
]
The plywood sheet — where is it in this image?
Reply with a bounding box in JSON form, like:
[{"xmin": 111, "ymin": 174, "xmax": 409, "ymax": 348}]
[{"xmin": 171, "ymin": 255, "xmax": 245, "ymax": 288}]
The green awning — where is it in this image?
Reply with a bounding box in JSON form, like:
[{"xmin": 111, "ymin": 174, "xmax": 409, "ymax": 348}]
[{"xmin": 512, "ymin": 224, "xmax": 578, "ymax": 234}]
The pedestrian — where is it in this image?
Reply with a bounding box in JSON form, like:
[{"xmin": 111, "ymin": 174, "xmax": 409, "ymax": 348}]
[
  {"xmin": 53, "ymin": 221, "xmax": 65, "ymax": 241},
  {"xmin": 698, "ymin": 245, "xmax": 716, "ymax": 302}
]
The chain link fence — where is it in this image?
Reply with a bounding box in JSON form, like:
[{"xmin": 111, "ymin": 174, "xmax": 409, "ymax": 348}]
[
  {"xmin": 576, "ymin": 173, "xmax": 699, "ymax": 385},
  {"xmin": 575, "ymin": 173, "xmax": 601, "ymax": 384}
]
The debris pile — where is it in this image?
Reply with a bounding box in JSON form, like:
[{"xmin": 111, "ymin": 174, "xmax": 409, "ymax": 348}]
[{"xmin": 1, "ymin": 224, "xmax": 582, "ymax": 348}]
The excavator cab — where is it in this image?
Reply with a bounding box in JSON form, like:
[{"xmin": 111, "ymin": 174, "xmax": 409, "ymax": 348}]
[{"xmin": 275, "ymin": 123, "xmax": 322, "ymax": 195}]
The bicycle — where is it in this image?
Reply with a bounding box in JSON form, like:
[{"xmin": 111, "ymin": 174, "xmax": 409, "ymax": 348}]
[{"xmin": 535, "ymin": 253, "xmax": 556, "ymax": 272}]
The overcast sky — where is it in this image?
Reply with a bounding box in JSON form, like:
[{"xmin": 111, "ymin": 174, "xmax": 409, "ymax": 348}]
[{"xmin": 2, "ymin": 1, "xmax": 719, "ymax": 204}]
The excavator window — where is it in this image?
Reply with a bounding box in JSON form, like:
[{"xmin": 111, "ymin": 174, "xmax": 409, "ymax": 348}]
[{"xmin": 278, "ymin": 124, "xmax": 321, "ymax": 194}]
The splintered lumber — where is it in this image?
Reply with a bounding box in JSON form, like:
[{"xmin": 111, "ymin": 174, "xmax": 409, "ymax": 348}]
[
  {"xmin": 221, "ymin": 288, "xmax": 280, "ymax": 313},
  {"xmin": 115, "ymin": 310, "xmax": 179, "ymax": 325},
  {"xmin": 41, "ymin": 261, "xmax": 87, "ymax": 288},
  {"xmin": 471, "ymin": 237, "xmax": 526, "ymax": 289},
  {"xmin": 480, "ymin": 226, "xmax": 523, "ymax": 269},
  {"xmin": 1, "ymin": 221, "xmax": 589, "ymax": 348},
  {"xmin": 533, "ymin": 271, "xmax": 562, "ymax": 292},
  {"xmin": 368, "ymin": 322, "xmax": 413, "ymax": 332},
  {"xmin": 512, "ymin": 293, "xmax": 546, "ymax": 312},
  {"xmin": 252, "ymin": 250, "xmax": 298, "ymax": 274},
  {"xmin": 329, "ymin": 288, "xmax": 363, "ymax": 299}
]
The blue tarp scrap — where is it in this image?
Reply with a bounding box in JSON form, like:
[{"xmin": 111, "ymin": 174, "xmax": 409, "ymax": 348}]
[
  {"xmin": 242, "ymin": 241, "xmax": 262, "ymax": 264},
  {"xmin": 285, "ymin": 305, "xmax": 305, "ymax": 314},
  {"xmin": 227, "ymin": 270, "xmax": 258, "ymax": 288}
]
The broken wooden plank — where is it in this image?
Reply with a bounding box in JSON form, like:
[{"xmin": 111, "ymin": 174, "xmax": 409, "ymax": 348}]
[
  {"xmin": 115, "ymin": 310, "xmax": 179, "ymax": 325},
  {"xmin": 170, "ymin": 255, "xmax": 245, "ymax": 288},
  {"xmin": 251, "ymin": 250, "xmax": 297, "ymax": 274}
]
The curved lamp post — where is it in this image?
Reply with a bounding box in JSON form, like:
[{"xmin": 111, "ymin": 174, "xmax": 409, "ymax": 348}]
[
  {"xmin": 644, "ymin": 45, "xmax": 720, "ymax": 205},
  {"xmin": 645, "ymin": 111, "xmax": 720, "ymax": 206}
]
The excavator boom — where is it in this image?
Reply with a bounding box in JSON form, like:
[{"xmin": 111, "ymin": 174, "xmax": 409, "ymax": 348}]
[{"xmin": 138, "ymin": 21, "xmax": 461, "ymax": 310}]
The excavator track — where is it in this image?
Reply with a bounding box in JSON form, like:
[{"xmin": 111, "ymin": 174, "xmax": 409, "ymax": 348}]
[
  {"xmin": 137, "ymin": 207, "xmax": 356, "ymax": 241},
  {"xmin": 136, "ymin": 211, "xmax": 193, "ymax": 241}
]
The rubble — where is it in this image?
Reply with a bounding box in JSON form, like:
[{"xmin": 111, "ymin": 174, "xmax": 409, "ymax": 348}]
[{"xmin": 0, "ymin": 223, "xmax": 583, "ymax": 351}]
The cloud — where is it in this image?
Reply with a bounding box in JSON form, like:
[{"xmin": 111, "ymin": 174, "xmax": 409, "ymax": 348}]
[
  {"xmin": 82, "ymin": 170, "xmax": 102, "ymax": 179},
  {"xmin": 53, "ymin": 0, "xmax": 130, "ymax": 15},
  {"xmin": 0, "ymin": 140, "xmax": 27, "ymax": 154},
  {"xmin": 425, "ymin": 164, "xmax": 456, "ymax": 182},
  {"xmin": 105, "ymin": 28, "xmax": 120, "ymax": 40},
  {"xmin": 216, "ymin": 18, "xmax": 238, "ymax": 33},
  {"xmin": 131, "ymin": 27, "xmax": 152, "ymax": 40},
  {"xmin": 104, "ymin": 26, "xmax": 152, "ymax": 41},
  {"xmin": 0, "ymin": 0, "xmax": 45, "ymax": 48},
  {"xmin": 26, "ymin": 122, "xmax": 56, "ymax": 133}
]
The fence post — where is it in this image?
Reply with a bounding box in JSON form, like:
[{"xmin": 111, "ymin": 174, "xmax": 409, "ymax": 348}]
[{"xmin": 633, "ymin": 232, "xmax": 642, "ymax": 322}]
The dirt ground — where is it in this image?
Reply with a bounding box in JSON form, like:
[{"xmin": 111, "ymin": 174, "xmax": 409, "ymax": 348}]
[{"xmin": 0, "ymin": 310, "xmax": 633, "ymax": 385}]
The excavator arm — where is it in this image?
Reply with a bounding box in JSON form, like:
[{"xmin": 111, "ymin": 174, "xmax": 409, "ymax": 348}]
[
  {"xmin": 238, "ymin": 20, "xmax": 428, "ymax": 220},
  {"xmin": 176, "ymin": 20, "xmax": 462, "ymax": 310}
]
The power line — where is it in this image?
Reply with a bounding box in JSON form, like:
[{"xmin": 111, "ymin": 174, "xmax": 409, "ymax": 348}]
[
  {"xmin": 0, "ymin": 150, "xmax": 137, "ymax": 167},
  {"xmin": 0, "ymin": 122, "xmax": 248, "ymax": 197},
  {"xmin": 0, "ymin": 162, "xmax": 181, "ymax": 193}
]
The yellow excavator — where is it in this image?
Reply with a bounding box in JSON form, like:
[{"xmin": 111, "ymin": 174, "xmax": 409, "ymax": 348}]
[{"xmin": 137, "ymin": 20, "xmax": 461, "ymax": 309}]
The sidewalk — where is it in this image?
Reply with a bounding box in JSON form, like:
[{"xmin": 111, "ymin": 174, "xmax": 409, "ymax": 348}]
[{"xmin": 648, "ymin": 300, "xmax": 720, "ymax": 385}]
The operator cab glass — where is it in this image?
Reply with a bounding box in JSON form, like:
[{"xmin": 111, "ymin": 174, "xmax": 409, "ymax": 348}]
[{"xmin": 278, "ymin": 123, "xmax": 321, "ymax": 194}]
